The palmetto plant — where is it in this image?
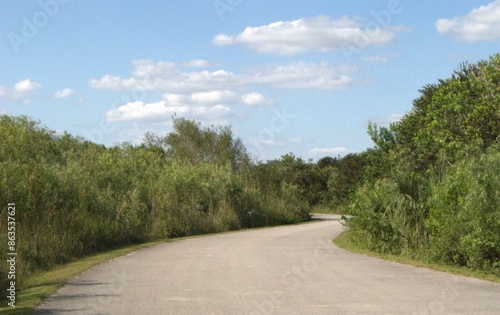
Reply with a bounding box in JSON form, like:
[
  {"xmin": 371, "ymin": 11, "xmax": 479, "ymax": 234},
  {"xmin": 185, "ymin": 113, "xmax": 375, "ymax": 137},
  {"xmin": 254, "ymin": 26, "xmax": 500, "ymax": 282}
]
[{"xmin": 348, "ymin": 174, "xmax": 430, "ymax": 256}]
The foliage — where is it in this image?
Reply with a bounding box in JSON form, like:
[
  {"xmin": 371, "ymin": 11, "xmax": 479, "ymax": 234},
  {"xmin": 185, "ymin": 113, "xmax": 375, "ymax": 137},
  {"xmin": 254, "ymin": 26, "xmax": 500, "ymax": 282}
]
[
  {"xmin": 371, "ymin": 54, "xmax": 500, "ymax": 175},
  {"xmin": 326, "ymin": 153, "xmax": 366, "ymax": 209},
  {"xmin": 348, "ymin": 176, "xmax": 429, "ymax": 255},
  {"xmin": 144, "ymin": 117, "xmax": 250, "ymax": 172},
  {"xmin": 426, "ymin": 147, "xmax": 500, "ymax": 271},
  {"xmin": 347, "ymin": 54, "xmax": 500, "ymax": 273}
]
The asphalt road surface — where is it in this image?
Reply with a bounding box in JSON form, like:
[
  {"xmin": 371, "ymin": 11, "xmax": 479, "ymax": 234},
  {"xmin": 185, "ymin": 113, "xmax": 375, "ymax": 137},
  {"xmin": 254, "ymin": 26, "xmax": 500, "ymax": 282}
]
[{"xmin": 36, "ymin": 215, "xmax": 500, "ymax": 314}]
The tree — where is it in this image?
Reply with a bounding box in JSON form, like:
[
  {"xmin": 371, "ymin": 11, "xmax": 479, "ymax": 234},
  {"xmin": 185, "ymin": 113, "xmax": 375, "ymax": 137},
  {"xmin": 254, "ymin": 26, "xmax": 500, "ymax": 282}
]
[
  {"xmin": 376, "ymin": 54, "xmax": 500, "ymax": 175},
  {"xmin": 327, "ymin": 153, "xmax": 365, "ymax": 207},
  {"xmin": 154, "ymin": 118, "xmax": 250, "ymax": 172}
]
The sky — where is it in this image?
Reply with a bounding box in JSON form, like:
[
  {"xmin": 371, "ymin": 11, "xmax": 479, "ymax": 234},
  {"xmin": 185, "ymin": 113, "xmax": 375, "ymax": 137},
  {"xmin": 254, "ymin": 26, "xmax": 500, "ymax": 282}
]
[{"xmin": 1, "ymin": 0, "xmax": 499, "ymax": 161}]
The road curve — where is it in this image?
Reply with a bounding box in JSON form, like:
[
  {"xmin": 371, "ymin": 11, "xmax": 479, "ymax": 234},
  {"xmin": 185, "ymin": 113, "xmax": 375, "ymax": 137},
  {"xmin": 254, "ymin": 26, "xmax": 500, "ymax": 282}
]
[{"xmin": 36, "ymin": 215, "xmax": 500, "ymax": 314}]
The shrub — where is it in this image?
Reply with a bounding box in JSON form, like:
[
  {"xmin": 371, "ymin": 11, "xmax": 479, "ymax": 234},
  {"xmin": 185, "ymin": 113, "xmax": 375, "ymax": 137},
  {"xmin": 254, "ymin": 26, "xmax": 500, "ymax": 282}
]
[
  {"xmin": 426, "ymin": 147, "xmax": 500, "ymax": 271},
  {"xmin": 348, "ymin": 175, "xmax": 429, "ymax": 256}
]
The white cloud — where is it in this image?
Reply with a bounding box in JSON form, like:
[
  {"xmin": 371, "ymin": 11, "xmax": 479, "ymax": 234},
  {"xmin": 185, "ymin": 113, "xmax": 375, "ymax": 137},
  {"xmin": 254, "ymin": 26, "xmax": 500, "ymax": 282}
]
[
  {"xmin": 93, "ymin": 59, "xmax": 357, "ymax": 124},
  {"xmin": 246, "ymin": 62, "xmax": 357, "ymax": 90},
  {"xmin": 212, "ymin": 15, "xmax": 407, "ymax": 55},
  {"xmin": 108, "ymin": 90, "xmax": 271, "ymax": 123},
  {"xmin": 89, "ymin": 59, "xmax": 356, "ymax": 92},
  {"xmin": 14, "ymin": 79, "xmax": 41, "ymax": 94},
  {"xmin": 0, "ymin": 79, "xmax": 41, "ymax": 103},
  {"xmin": 308, "ymin": 147, "xmax": 350, "ymax": 157},
  {"xmin": 105, "ymin": 100, "xmax": 232, "ymax": 123},
  {"xmin": 53, "ymin": 88, "xmax": 76, "ymax": 99},
  {"xmin": 89, "ymin": 59, "xmax": 235, "ymax": 92},
  {"xmin": 436, "ymin": 1, "xmax": 500, "ymax": 42},
  {"xmin": 162, "ymin": 89, "xmax": 271, "ymax": 107},
  {"xmin": 190, "ymin": 90, "xmax": 237, "ymax": 104},
  {"xmin": 240, "ymin": 92, "xmax": 273, "ymax": 106}
]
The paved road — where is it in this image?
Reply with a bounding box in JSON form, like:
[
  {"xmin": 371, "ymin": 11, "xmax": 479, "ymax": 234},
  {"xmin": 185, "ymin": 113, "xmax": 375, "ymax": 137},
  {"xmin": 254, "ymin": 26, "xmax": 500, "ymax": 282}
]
[{"xmin": 36, "ymin": 215, "xmax": 500, "ymax": 314}]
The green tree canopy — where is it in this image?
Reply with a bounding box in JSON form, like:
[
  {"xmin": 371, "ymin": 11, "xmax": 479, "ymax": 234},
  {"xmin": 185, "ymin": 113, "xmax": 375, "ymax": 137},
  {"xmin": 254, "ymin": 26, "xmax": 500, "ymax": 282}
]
[{"xmin": 370, "ymin": 54, "xmax": 500, "ymax": 174}]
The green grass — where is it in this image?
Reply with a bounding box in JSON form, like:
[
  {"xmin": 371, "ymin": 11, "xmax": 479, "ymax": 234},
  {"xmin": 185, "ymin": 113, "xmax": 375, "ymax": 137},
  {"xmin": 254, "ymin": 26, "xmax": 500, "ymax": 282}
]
[
  {"xmin": 0, "ymin": 240, "xmax": 165, "ymax": 315},
  {"xmin": 333, "ymin": 230, "xmax": 500, "ymax": 283}
]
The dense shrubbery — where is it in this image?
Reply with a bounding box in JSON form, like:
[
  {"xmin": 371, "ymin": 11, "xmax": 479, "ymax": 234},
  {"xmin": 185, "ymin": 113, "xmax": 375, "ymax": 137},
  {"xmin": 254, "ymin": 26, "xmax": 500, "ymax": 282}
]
[
  {"xmin": 348, "ymin": 175, "xmax": 430, "ymax": 256},
  {"xmin": 426, "ymin": 148, "xmax": 500, "ymax": 270},
  {"xmin": 346, "ymin": 54, "xmax": 500, "ymax": 274},
  {"xmin": 0, "ymin": 116, "xmax": 310, "ymax": 293}
]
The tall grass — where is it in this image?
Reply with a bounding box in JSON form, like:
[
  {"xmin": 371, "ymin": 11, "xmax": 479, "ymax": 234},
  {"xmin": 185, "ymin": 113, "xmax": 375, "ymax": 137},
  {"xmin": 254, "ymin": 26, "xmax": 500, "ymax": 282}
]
[{"xmin": 426, "ymin": 147, "xmax": 500, "ymax": 271}]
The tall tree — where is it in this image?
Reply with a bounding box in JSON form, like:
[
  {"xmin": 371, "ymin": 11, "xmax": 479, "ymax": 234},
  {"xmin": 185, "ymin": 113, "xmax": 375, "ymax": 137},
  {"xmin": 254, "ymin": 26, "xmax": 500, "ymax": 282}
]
[{"xmin": 163, "ymin": 118, "xmax": 250, "ymax": 172}]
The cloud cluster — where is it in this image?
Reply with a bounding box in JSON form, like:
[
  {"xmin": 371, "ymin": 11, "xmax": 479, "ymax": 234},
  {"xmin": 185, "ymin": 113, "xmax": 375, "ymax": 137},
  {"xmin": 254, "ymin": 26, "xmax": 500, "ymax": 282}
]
[
  {"xmin": 0, "ymin": 79, "xmax": 41, "ymax": 104},
  {"xmin": 89, "ymin": 59, "xmax": 357, "ymax": 92},
  {"xmin": 91, "ymin": 59, "xmax": 357, "ymax": 123},
  {"xmin": 212, "ymin": 15, "xmax": 406, "ymax": 55},
  {"xmin": 105, "ymin": 100, "xmax": 231, "ymax": 123},
  {"xmin": 436, "ymin": 0, "xmax": 500, "ymax": 42},
  {"xmin": 104, "ymin": 90, "xmax": 275, "ymax": 123},
  {"xmin": 87, "ymin": 14, "xmax": 408, "ymax": 148}
]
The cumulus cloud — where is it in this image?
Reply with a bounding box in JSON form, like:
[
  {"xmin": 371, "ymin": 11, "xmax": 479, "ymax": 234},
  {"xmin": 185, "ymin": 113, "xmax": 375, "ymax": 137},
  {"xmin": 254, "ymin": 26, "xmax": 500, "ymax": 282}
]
[
  {"xmin": 53, "ymin": 88, "xmax": 76, "ymax": 98},
  {"xmin": 436, "ymin": 1, "xmax": 500, "ymax": 42},
  {"xmin": 212, "ymin": 15, "xmax": 407, "ymax": 55},
  {"xmin": 107, "ymin": 90, "xmax": 273, "ymax": 123},
  {"xmin": 240, "ymin": 92, "xmax": 273, "ymax": 106},
  {"xmin": 92, "ymin": 59, "xmax": 358, "ymax": 123},
  {"xmin": 246, "ymin": 62, "xmax": 357, "ymax": 90},
  {"xmin": 0, "ymin": 79, "xmax": 41, "ymax": 103},
  {"xmin": 162, "ymin": 90, "xmax": 237, "ymax": 105},
  {"xmin": 308, "ymin": 147, "xmax": 350, "ymax": 157},
  {"xmin": 105, "ymin": 100, "xmax": 231, "ymax": 123},
  {"xmin": 89, "ymin": 59, "xmax": 355, "ymax": 92},
  {"xmin": 190, "ymin": 90, "xmax": 237, "ymax": 104},
  {"xmin": 89, "ymin": 60, "xmax": 235, "ymax": 92}
]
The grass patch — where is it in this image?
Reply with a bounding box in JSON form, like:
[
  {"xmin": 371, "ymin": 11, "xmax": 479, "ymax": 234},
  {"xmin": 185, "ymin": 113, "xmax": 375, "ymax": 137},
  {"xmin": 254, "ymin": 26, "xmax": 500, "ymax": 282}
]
[
  {"xmin": 0, "ymin": 240, "xmax": 165, "ymax": 315},
  {"xmin": 333, "ymin": 230, "xmax": 500, "ymax": 283}
]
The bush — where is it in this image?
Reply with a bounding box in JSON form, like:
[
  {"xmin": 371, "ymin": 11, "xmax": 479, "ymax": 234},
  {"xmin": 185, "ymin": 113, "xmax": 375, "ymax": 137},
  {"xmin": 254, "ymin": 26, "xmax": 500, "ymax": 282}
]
[{"xmin": 426, "ymin": 148, "xmax": 500, "ymax": 271}]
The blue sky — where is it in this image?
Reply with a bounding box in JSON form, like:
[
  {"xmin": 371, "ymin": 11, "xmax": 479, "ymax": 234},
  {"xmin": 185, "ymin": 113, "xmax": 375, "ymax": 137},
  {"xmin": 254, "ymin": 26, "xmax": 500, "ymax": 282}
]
[{"xmin": 1, "ymin": 0, "xmax": 499, "ymax": 161}]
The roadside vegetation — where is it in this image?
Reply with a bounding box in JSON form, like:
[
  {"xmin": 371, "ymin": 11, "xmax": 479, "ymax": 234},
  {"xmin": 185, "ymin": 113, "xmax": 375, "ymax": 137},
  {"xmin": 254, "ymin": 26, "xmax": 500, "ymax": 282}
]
[
  {"xmin": 344, "ymin": 54, "xmax": 500, "ymax": 277},
  {"xmin": 0, "ymin": 116, "xmax": 312, "ymax": 304}
]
